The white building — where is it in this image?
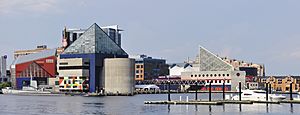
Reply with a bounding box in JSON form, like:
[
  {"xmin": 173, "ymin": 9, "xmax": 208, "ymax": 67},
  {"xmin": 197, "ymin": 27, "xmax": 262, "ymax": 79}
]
[
  {"xmin": 175, "ymin": 46, "xmax": 246, "ymax": 91},
  {"xmin": 169, "ymin": 63, "xmax": 194, "ymax": 77}
]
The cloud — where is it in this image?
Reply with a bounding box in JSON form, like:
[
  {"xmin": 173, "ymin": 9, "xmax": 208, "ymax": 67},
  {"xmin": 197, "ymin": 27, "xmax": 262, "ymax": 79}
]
[
  {"xmin": 0, "ymin": 0, "xmax": 59, "ymax": 15},
  {"xmin": 289, "ymin": 51, "xmax": 300, "ymax": 59}
]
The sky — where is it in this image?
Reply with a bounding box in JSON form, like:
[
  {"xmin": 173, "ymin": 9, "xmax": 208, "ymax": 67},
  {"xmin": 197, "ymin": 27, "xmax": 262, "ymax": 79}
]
[{"xmin": 0, "ymin": 0, "xmax": 299, "ymax": 75}]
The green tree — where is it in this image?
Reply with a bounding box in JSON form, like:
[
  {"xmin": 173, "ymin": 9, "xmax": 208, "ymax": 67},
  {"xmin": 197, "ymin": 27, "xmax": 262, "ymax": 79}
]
[{"xmin": 0, "ymin": 82, "xmax": 11, "ymax": 89}]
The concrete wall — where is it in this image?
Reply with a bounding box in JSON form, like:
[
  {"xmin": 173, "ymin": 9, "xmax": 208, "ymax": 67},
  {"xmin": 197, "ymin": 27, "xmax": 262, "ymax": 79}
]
[
  {"xmin": 230, "ymin": 71, "xmax": 246, "ymax": 91},
  {"xmin": 104, "ymin": 58, "xmax": 135, "ymax": 95}
]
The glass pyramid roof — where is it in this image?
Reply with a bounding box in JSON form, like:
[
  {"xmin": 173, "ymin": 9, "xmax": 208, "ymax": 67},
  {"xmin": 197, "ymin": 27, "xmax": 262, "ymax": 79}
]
[
  {"xmin": 199, "ymin": 46, "xmax": 234, "ymax": 71},
  {"xmin": 63, "ymin": 23, "xmax": 128, "ymax": 55}
]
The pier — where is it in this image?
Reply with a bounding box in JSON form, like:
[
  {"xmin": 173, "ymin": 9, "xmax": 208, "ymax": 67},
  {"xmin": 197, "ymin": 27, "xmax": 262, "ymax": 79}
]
[{"xmin": 144, "ymin": 100, "xmax": 300, "ymax": 105}]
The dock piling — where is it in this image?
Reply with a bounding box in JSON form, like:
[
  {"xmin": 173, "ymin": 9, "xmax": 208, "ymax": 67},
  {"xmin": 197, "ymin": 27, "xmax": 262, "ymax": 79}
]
[
  {"xmin": 195, "ymin": 81, "xmax": 198, "ymax": 100},
  {"xmin": 222, "ymin": 81, "xmax": 225, "ymax": 100},
  {"xmin": 209, "ymin": 82, "xmax": 212, "ymax": 101},
  {"xmin": 168, "ymin": 80, "xmax": 171, "ymax": 101},
  {"xmin": 290, "ymin": 82, "xmax": 293, "ymax": 100},
  {"xmin": 269, "ymin": 83, "xmax": 272, "ymax": 94},
  {"xmin": 266, "ymin": 83, "xmax": 268, "ymax": 101},
  {"xmin": 239, "ymin": 81, "xmax": 241, "ymax": 101},
  {"xmin": 186, "ymin": 96, "xmax": 189, "ymax": 102}
]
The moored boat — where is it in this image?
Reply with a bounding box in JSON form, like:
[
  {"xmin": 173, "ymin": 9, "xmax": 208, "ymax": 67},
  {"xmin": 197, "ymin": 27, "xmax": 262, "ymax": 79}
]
[{"xmin": 231, "ymin": 89, "xmax": 286, "ymax": 101}]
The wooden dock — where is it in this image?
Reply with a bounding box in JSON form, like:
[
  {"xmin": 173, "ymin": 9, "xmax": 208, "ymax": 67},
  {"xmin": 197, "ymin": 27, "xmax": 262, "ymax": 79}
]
[
  {"xmin": 144, "ymin": 101, "xmax": 223, "ymax": 105},
  {"xmin": 144, "ymin": 100, "xmax": 300, "ymax": 105}
]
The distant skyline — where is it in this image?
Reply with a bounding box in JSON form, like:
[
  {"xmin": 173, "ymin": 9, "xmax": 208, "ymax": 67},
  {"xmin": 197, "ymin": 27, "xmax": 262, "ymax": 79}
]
[{"xmin": 0, "ymin": 0, "xmax": 299, "ymax": 75}]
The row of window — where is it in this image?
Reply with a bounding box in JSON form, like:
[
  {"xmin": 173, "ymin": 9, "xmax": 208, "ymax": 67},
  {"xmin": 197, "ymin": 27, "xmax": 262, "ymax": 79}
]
[
  {"xmin": 136, "ymin": 75, "xmax": 144, "ymax": 78},
  {"xmin": 136, "ymin": 65, "xmax": 144, "ymax": 68},
  {"xmin": 191, "ymin": 74, "xmax": 230, "ymax": 77},
  {"xmin": 204, "ymin": 80, "xmax": 231, "ymax": 83},
  {"xmin": 136, "ymin": 70, "xmax": 143, "ymax": 73}
]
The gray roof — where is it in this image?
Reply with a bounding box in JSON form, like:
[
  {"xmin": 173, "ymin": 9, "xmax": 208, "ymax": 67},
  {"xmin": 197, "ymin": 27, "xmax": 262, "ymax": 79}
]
[{"xmin": 12, "ymin": 49, "xmax": 56, "ymax": 65}]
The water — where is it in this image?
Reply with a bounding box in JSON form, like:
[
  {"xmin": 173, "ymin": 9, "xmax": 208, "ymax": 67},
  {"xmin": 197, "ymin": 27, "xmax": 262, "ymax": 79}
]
[{"xmin": 0, "ymin": 93, "xmax": 299, "ymax": 115}]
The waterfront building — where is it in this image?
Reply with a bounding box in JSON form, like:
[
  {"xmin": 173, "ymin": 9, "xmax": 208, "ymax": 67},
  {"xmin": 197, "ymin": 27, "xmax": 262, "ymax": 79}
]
[
  {"xmin": 186, "ymin": 52, "xmax": 264, "ymax": 79},
  {"xmin": 10, "ymin": 49, "xmax": 57, "ymax": 89},
  {"xmin": 0, "ymin": 55, "xmax": 8, "ymax": 82},
  {"xmin": 14, "ymin": 45, "xmax": 49, "ymax": 59},
  {"xmin": 180, "ymin": 46, "xmax": 246, "ymax": 91},
  {"xmin": 259, "ymin": 75, "xmax": 300, "ymax": 92},
  {"xmin": 59, "ymin": 23, "xmax": 130, "ymax": 93},
  {"xmin": 131, "ymin": 54, "xmax": 169, "ymax": 81}
]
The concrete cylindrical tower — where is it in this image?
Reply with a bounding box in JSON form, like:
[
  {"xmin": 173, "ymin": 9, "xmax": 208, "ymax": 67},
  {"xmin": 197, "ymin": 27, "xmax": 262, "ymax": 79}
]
[{"xmin": 104, "ymin": 58, "xmax": 135, "ymax": 95}]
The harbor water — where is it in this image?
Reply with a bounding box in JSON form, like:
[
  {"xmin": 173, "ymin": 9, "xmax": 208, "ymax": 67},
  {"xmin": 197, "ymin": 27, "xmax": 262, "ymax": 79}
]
[{"xmin": 0, "ymin": 93, "xmax": 299, "ymax": 115}]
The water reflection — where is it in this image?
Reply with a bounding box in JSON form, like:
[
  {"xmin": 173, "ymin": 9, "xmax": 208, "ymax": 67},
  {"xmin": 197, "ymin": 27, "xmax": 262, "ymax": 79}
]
[
  {"xmin": 290, "ymin": 104, "xmax": 293, "ymax": 113},
  {"xmin": 266, "ymin": 104, "xmax": 269, "ymax": 113}
]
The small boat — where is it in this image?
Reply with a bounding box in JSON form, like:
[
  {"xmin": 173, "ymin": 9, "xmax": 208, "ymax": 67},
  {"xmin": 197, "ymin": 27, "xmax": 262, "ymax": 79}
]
[
  {"xmin": 292, "ymin": 95, "xmax": 300, "ymax": 101},
  {"xmin": 231, "ymin": 89, "xmax": 286, "ymax": 101},
  {"xmin": 1, "ymin": 86, "xmax": 51, "ymax": 95}
]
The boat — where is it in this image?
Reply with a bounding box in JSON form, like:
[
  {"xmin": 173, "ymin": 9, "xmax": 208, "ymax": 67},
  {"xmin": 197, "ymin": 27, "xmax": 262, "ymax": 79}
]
[
  {"xmin": 1, "ymin": 77, "xmax": 51, "ymax": 95},
  {"xmin": 231, "ymin": 89, "xmax": 286, "ymax": 101},
  {"xmin": 292, "ymin": 95, "xmax": 300, "ymax": 101},
  {"xmin": 1, "ymin": 87, "xmax": 51, "ymax": 95}
]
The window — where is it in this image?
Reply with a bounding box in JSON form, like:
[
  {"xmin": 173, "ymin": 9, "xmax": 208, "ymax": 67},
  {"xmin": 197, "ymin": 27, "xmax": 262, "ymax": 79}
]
[
  {"xmin": 214, "ymin": 74, "xmax": 217, "ymax": 77},
  {"xmin": 136, "ymin": 70, "xmax": 139, "ymax": 73},
  {"xmin": 218, "ymin": 74, "xmax": 221, "ymax": 77},
  {"xmin": 141, "ymin": 65, "xmax": 144, "ymax": 68},
  {"xmin": 136, "ymin": 65, "xmax": 140, "ymax": 68},
  {"xmin": 227, "ymin": 80, "xmax": 230, "ymax": 83},
  {"xmin": 136, "ymin": 75, "xmax": 139, "ymax": 78},
  {"xmin": 227, "ymin": 74, "xmax": 230, "ymax": 76},
  {"xmin": 199, "ymin": 75, "xmax": 201, "ymax": 77},
  {"xmin": 278, "ymin": 79, "xmax": 282, "ymax": 84},
  {"xmin": 60, "ymin": 62, "xmax": 68, "ymax": 65},
  {"xmin": 219, "ymin": 80, "xmax": 221, "ymax": 83},
  {"xmin": 206, "ymin": 74, "xmax": 209, "ymax": 77},
  {"xmin": 55, "ymin": 81, "xmax": 59, "ymax": 85},
  {"xmin": 140, "ymin": 70, "xmax": 143, "ymax": 73},
  {"xmin": 210, "ymin": 74, "xmax": 213, "ymax": 77},
  {"xmin": 223, "ymin": 74, "xmax": 225, "ymax": 76},
  {"xmin": 202, "ymin": 74, "xmax": 205, "ymax": 77},
  {"xmin": 46, "ymin": 59, "xmax": 54, "ymax": 63},
  {"xmin": 191, "ymin": 75, "xmax": 193, "ymax": 77},
  {"xmin": 195, "ymin": 75, "xmax": 197, "ymax": 77}
]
